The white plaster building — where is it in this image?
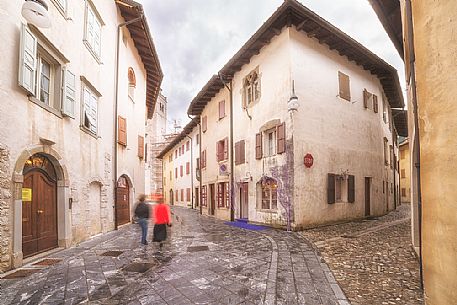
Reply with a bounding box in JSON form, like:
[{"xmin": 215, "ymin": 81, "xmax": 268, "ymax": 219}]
[
  {"xmin": 187, "ymin": 0, "xmax": 406, "ymax": 228},
  {"xmin": 0, "ymin": 0, "xmax": 162, "ymax": 272},
  {"xmin": 158, "ymin": 118, "xmax": 200, "ymax": 209}
]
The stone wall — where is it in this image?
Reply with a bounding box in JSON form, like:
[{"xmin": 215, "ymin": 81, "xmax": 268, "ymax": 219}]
[{"xmin": 0, "ymin": 144, "xmax": 12, "ymax": 272}]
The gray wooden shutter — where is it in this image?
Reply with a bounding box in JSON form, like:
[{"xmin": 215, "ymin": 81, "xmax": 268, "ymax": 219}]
[
  {"xmin": 363, "ymin": 89, "xmax": 368, "ymax": 109},
  {"xmin": 348, "ymin": 175, "xmax": 355, "ymax": 203},
  {"xmin": 223, "ymin": 138, "xmax": 228, "ymax": 160},
  {"xmin": 338, "ymin": 71, "xmax": 351, "ymax": 101},
  {"xmin": 235, "ymin": 141, "xmax": 240, "ymax": 165},
  {"xmin": 373, "ymin": 95, "xmax": 378, "ymax": 113},
  {"xmin": 277, "ymin": 122, "xmax": 286, "ymax": 154},
  {"xmin": 255, "ymin": 133, "xmax": 262, "ymax": 159},
  {"xmin": 240, "ymin": 140, "xmax": 245, "ymax": 164},
  {"xmin": 328, "ymin": 173, "xmax": 335, "ymax": 204},
  {"xmin": 19, "ymin": 24, "xmax": 37, "ymax": 95},
  {"xmin": 62, "ymin": 68, "xmax": 76, "ymax": 118}
]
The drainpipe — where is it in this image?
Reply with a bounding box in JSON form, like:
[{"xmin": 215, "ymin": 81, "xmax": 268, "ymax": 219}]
[
  {"xmin": 198, "ymin": 122, "xmax": 203, "ymax": 215},
  {"xmin": 114, "ymin": 14, "xmax": 143, "ymax": 230},
  {"xmin": 405, "ymin": 0, "xmax": 423, "ymax": 289},
  {"xmin": 219, "ymin": 73, "xmax": 235, "ymax": 222}
]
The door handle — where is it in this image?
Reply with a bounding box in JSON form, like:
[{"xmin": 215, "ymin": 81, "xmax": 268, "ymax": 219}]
[{"xmin": 37, "ymin": 210, "xmax": 44, "ymax": 214}]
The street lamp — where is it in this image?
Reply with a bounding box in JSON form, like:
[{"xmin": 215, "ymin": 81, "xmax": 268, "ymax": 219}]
[{"xmin": 21, "ymin": 0, "xmax": 51, "ymax": 28}]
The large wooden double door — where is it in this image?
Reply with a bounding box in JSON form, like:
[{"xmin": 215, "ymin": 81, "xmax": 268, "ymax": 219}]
[{"xmin": 22, "ymin": 170, "xmax": 58, "ymax": 258}]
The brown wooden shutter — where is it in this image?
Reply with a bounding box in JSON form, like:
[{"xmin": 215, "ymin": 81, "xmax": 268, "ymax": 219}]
[
  {"xmin": 235, "ymin": 141, "xmax": 240, "ymax": 165},
  {"xmin": 255, "ymin": 133, "xmax": 262, "ymax": 159},
  {"xmin": 373, "ymin": 95, "xmax": 378, "ymax": 113},
  {"xmin": 202, "ymin": 116, "xmax": 207, "ymax": 132},
  {"xmin": 219, "ymin": 100, "xmax": 225, "ymax": 119},
  {"xmin": 363, "ymin": 89, "xmax": 368, "ymax": 108},
  {"xmin": 137, "ymin": 135, "xmax": 144, "ymax": 159},
  {"xmin": 277, "ymin": 122, "xmax": 286, "ymax": 154},
  {"xmin": 240, "ymin": 140, "xmax": 245, "ymax": 164},
  {"xmin": 223, "ymin": 138, "xmax": 228, "ymax": 160},
  {"xmin": 186, "ymin": 188, "xmax": 190, "ymax": 201},
  {"xmin": 338, "ymin": 71, "xmax": 351, "ymax": 101},
  {"xmin": 327, "ymin": 173, "xmax": 336, "ymax": 204},
  {"xmin": 348, "ymin": 175, "xmax": 355, "ymax": 203},
  {"xmin": 202, "ymin": 150, "xmax": 206, "ymax": 168},
  {"xmin": 186, "ymin": 162, "xmax": 190, "ymax": 174},
  {"xmin": 216, "ymin": 141, "xmax": 221, "ymax": 162},
  {"xmin": 118, "ymin": 116, "xmax": 127, "ymax": 146},
  {"xmin": 180, "ymin": 165, "xmax": 183, "ymax": 177}
]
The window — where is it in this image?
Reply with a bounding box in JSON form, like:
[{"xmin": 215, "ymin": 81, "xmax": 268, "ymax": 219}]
[
  {"xmin": 202, "ymin": 116, "xmax": 207, "ymax": 133},
  {"xmin": 169, "ymin": 170, "xmax": 172, "ymax": 180},
  {"xmin": 243, "ymin": 69, "xmax": 261, "ymax": 107},
  {"xmin": 384, "ymin": 138, "xmax": 389, "ymax": 165},
  {"xmin": 363, "ymin": 89, "xmax": 377, "ymax": 112},
  {"xmin": 84, "ymin": 1, "xmax": 102, "ymax": 60},
  {"xmin": 219, "ymin": 100, "xmax": 226, "ymax": 119},
  {"xmin": 83, "ymin": 86, "xmax": 98, "ymax": 134},
  {"xmin": 175, "ymin": 190, "xmax": 178, "ymax": 202},
  {"xmin": 169, "ymin": 154, "xmax": 173, "ymax": 162},
  {"xmin": 390, "ymin": 145, "xmax": 394, "ymax": 169},
  {"xmin": 216, "ymin": 138, "xmax": 228, "ymax": 162},
  {"xmin": 400, "ymin": 150, "xmax": 405, "ymax": 160},
  {"xmin": 196, "ymin": 134, "xmax": 200, "ymax": 145},
  {"xmin": 159, "ymin": 103, "xmax": 165, "ymax": 112},
  {"xmin": 235, "ymin": 140, "xmax": 245, "ymax": 165},
  {"xmin": 383, "ymin": 97, "xmax": 387, "ymax": 123},
  {"xmin": 186, "ymin": 162, "xmax": 190, "ymax": 175},
  {"xmin": 175, "ymin": 150, "xmax": 178, "ymax": 158},
  {"xmin": 201, "ymin": 150, "xmax": 207, "ymax": 169},
  {"xmin": 217, "ymin": 182, "xmax": 230, "ymax": 208},
  {"xmin": 401, "ymin": 188, "xmax": 406, "ymax": 197},
  {"xmin": 180, "ymin": 165, "xmax": 183, "ymax": 177},
  {"xmin": 401, "ymin": 169, "xmax": 406, "ymax": 178},
  {"xmin": 186, "ymin": 188, "xmax": 191, "ymax": 202},
  {"xmin": 202, "ymin": 185, "xmax": 207, "ymax": 206},
  {"xmin": 128, "ymin": 68, "xmax": 135, "ymax": 101},
  {"xmin": 181, "ymin": 189, "xmax": 184, "ymax": 201},
  {"xmin": 264, "ymin": 129, "xmax": 276, "ymax": 157},
  {"xmin": 258, "ymin": 179, "xmax": 278, "ymax": 210},
  {"xmin": 186, "ymin": 141, "xmax": 190, "ymax": 151},
  {"xmin": 338, "ymin": 71, "xmax": 351, "ymax": 101},
  {"xmin": 175, "ymin": 168, "xmax": 177, "ymax": 178},
  {"xmin": 327, "ymin": 173, "xmax": 355, "ymax": 204},
  {"xmin": 138, "ymin": 136, "xmax": 144, "ymax": 159}
]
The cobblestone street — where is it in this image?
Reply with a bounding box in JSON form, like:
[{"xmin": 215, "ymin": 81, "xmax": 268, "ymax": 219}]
[
  {"xmin": 0, "ymin": 207, "xmax": 347, "ymax": 305},
  {"xmin": 300, "ymin": 204, "xmax": 424, "ymax": 305}
]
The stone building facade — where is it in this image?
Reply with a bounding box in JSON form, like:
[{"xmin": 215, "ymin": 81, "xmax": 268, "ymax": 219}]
[
  {"xmin": 0, "ymin": 0, "xmax": 162, "ymax": 272},
  {"xmin": 187, "ymin": 0, "xmax": 405, "ymax": 228}
]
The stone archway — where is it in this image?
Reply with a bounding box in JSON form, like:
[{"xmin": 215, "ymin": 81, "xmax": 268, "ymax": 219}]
[{"xmin": 11, "ymin": 145, "xmax": 70, "ymax": 268}]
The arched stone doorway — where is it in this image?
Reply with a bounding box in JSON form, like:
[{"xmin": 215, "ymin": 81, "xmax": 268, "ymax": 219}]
[
  {"xmin": 22, "ymin": 154, "xmax": 58, "ymax": 257},
  {"xmin": 12, "ymin": 146, "xmax": 70, "ymax": 268},
  {"xmin": 115, "ymin": 175, "xmax": 131, "ymax": 226}
]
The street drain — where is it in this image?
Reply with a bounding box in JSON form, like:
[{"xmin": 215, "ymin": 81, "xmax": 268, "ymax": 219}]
[
  {"xmin": 187, "ymin": 246, "xmax": 209, "ymax": 252},
  {"xmin": 123, "ymin": 262, "xmax": 158, "ymax": 273},
  {"xmin": 33, "ymin": 258, "xmax": 62, "ymax": 266},
  {"xmin": 341, "ymin": 235, "xmax": 357, "ymax": 239},
  {"xmin": 2, "ymin": 269, "xmax": 40, "ymax": 279},
  {"xmin": 100, "ymin": 250, "xmax": 124, "ymax": 257}
]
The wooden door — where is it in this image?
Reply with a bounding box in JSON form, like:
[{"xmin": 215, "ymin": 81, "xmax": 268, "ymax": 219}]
[
  {"xmin": 365, "ymin": 177, "xmax": 371, "ymax": 216},
  {"xmin": 195, "ymin": 187, "xmax": 199, "ymax": 207},
  {"xmin": 22, "ymin": 171, "xmax": 58, "ymax": 258},
  {"xmin": 240, "ymin": 183, "xmax": 249, "ymax": 219},
  {"xmin": 115, "ymin": 177, "xmax": 130, "ymax": 226},
  {"xmin": 169, "ymin": 189, "xmax": 174, "ymax": 205},
  {"xmin": 209, "ymin": 184, "xmax": 215, "ymax": 215}
]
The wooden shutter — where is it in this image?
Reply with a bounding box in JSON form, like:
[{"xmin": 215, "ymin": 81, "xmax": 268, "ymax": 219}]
[
  {"xmin": 118, "ymin": 116, "xmax": 127, "ymax": 146},
  {"xmin": 338, "ymin": 71, "xmax": 351, "ymax": 101},
  {"xmin": 240, "ymin": 140, "xmax": 245, "ymax": 164},
  {"xmin": 202, "ymin": 116, "xmax": 207, "ymax": 132},
  {"xmin": 219, "ymin": 100, "xmax": 225, "ymax": 119},
  {"xmin": 181, "ymin": 189, "xmax": 184, "ymax": 201},
  {"xmin": 327, "ymin": 173, "xmax": 336, "ymax": 204},
  {"xmin": 223, "ymin": 138, "xmax": 228, "ymax": 160},
  {"xmin": 363, "ymin": 89, "xmax": 369, "ymax": 109},
  {"xmin": 235, "ymin": 141, "xmax": 240, "ymax": 165},
  {"xmin": 62, "ymin": 69, "xmax": 76, "ymax": 118},
  {"xmin": 186, "ymin": 188, "xmax": 190, "ymax": 201},
  {"xmin": 180, "ymin": 165, "xmax": 183, "ymax": 177},
  {"xmin": 186, "ymin": 162, "xmax": 190, "ymax": 174},
  {"xmin": 277, "ymin": 123, "xmax": 286, "ymax": 154},
  {"xmin": 138, "ymin": 135, "xmax": 144, "ymax": 159},
  {"xmin": 255, "ymin": 133, "xmax": 262, "ymax": 159},
  {"xmin": 175, "ymin": 168, "xmax": 177, "ymax": 178},
  {"xmin": 19, "ymin": 24, "xmax": 37, "ymax": 95},
  {"xmin": 373, "ymin": 95, "xmax": 379, "ymax": 113},
  {"xmin": 348, "ymin": 175, "xmax": 355, "ymax": 203},
  {"xmin": 202, "ymin": 150, "xmax": 206, "ymax": 168},
  {"xmin": 175, "ymin": 190, "xmax": 178, "ymax": 201},
  {"xmin": 216, "ymin": 141, "xmax": 221, "ymax": 162}
]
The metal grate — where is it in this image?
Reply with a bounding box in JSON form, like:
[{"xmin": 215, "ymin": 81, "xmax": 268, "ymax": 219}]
[
  {"xmin": 2, "ymin": 269, "xmax": 40, "ymax": 279},
  {"xmin": 187, "ymin": 246, "xmax": 209, "ymax": 252},
  {"xmin": 122, "ymin": 262, "xmax": 157, "ymax": 273},
  {"xmin": 33, "ymin": 258, "xmax": 62, "ymax": 266},
  {"xmin": 100, "ymin": 250, "xmax": 124, "ymax": 257}
]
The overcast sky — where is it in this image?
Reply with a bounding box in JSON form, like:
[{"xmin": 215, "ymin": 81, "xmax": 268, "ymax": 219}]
[{"xmin": 138, "ymin": 0, "xmax": 404, "ymax": 131}]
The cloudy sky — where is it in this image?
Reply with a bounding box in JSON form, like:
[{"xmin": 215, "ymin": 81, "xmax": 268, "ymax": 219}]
[{"xmin": 138, "ymin": 0, "xmax": 404, "ymax": 131}]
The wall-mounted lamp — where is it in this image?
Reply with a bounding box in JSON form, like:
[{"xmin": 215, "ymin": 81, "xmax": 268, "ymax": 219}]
[
  {"xmin": 22, "ymin": 0, "xmax": 51, "ymax": 28},
  {"xmin": 287, "ymin": 80, "xmax": 299, "ymax": 112}
]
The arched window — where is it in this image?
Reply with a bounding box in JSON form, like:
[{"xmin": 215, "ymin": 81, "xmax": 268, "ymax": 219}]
[
  {"xmin": 128, "ymin": 67, "xmax": 136, "ymax": 100},
  {"xmin": 243, "ymin": 69, "xmax": 261, "ymax": 107}
]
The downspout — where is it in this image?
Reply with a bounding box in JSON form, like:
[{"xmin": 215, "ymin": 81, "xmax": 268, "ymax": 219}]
[
  {"xmin": 198, "ymin": 122, "xmax": 203, "ymax": 215},
  {"xmin": 114, "ymin": 14, "xmax": 143, "ymax": 230},
  {"xmin": 405, "ymin": 0, "xmax": 423, "ymax": 289},
  {"xmin": 219, "ymin": 73, "xmax": 235, "ymax": 222}
]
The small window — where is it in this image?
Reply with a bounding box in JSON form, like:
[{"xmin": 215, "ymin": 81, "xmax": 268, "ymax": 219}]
[
  {"xmin": 82, "ymin": 86, "xmax": 98, "ymax": 134},
  {"xmin": 384, "ymin": 138, "xmax": 389, "ymax": 165},
  {"xmin": 202, "ymin": 116, "xmax": 207, "ymax": 133},
  {"xmin": 186, "ymin": 141, "xmax": 190, "ymax": 151},
  {"xmin": 243, "ymin": 69, "xmax": 261, "ymax": 107},
  {"xmin": 186, "ymin": 162, "xmax": 190, "ymax": 175},
  {"xmin": 264, "ymin": 129, "xmax": 276, "ymax": 157},
  {"xmin": 257, "ymin": 179, "xmax": 278, "ymax": 210},
  {"xmin": 218, "ymin": 100, "xmax": 226, "ymax": 119},
  {"xmin": 128, "ymin": 67, "xmax": 135, "ymax": 101},
  {"xmin": 84, "ymin": 1, "xmax": 102, "ymax": 60}
]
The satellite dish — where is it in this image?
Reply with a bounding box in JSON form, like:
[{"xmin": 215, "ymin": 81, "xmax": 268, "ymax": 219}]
[{"xmin": 22, "ymin": 0, "xmax": 51, "ymax": 28}]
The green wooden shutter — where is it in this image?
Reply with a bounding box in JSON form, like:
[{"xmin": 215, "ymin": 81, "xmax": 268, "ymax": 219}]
[
  {"xmin": 62, "ymin": 68, "xmax": 76, "ymax": 118},
  {"xmin": 19, "ymin": 24, "xmax": 37, "ymax": 95},
  {"xmin": 348, "ymin": 175, "xmax": 355, "ymax": 203},
  {"xmin": 328, "ymin": 173, "xmax": 335, "ymax": 204}
]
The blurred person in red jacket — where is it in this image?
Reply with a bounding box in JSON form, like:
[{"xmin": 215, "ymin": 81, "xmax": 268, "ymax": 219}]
[{"xmin": 151, "ymin": 193, "xmax": 171, "ymax": 248}]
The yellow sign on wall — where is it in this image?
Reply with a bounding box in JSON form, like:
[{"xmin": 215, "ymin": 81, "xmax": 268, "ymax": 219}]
[{"xmin": 22, "ymin": 188, "xmax": 32, "ymax": 202}]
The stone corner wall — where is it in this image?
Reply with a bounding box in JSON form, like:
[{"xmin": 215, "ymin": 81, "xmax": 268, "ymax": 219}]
[{"xmin": 0, "ymin": 144, "xmax": 12, "ymax": 272}]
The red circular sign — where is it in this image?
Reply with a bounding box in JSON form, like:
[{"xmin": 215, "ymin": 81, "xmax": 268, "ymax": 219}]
[{"xmin": 304, "ymin": 153, "xmax": 314, "ymax": 168}]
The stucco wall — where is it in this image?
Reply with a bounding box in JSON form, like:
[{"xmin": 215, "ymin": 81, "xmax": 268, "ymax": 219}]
[
  {"xmin": 411, "ymin": 1, "xmax": 457, "ymax": 304},
  {"xmin": 289, "ymin": 27, "xmax": 396, "ymax": 228},
  {"xmin": 0, "ymin": 1, "xmax": 148, "ymax": 270},
  {"xmin": 399, "ymin": 141, "xmax": 411, "ymax": 203}
]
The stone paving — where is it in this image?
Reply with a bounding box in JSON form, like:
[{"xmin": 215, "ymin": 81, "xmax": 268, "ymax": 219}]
[
  {"xmin": 0, "ymin": 207, "xmax": 346, "ymax": 305},
  {"xmin": 300, "ymin": 204, "xmax": 424, "ymax": 305}
]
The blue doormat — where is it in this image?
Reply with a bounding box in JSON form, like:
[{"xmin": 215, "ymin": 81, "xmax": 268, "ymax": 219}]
[{"xmin": 225, "ymin": 220, "xmax": 268, "ymax": 231}]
